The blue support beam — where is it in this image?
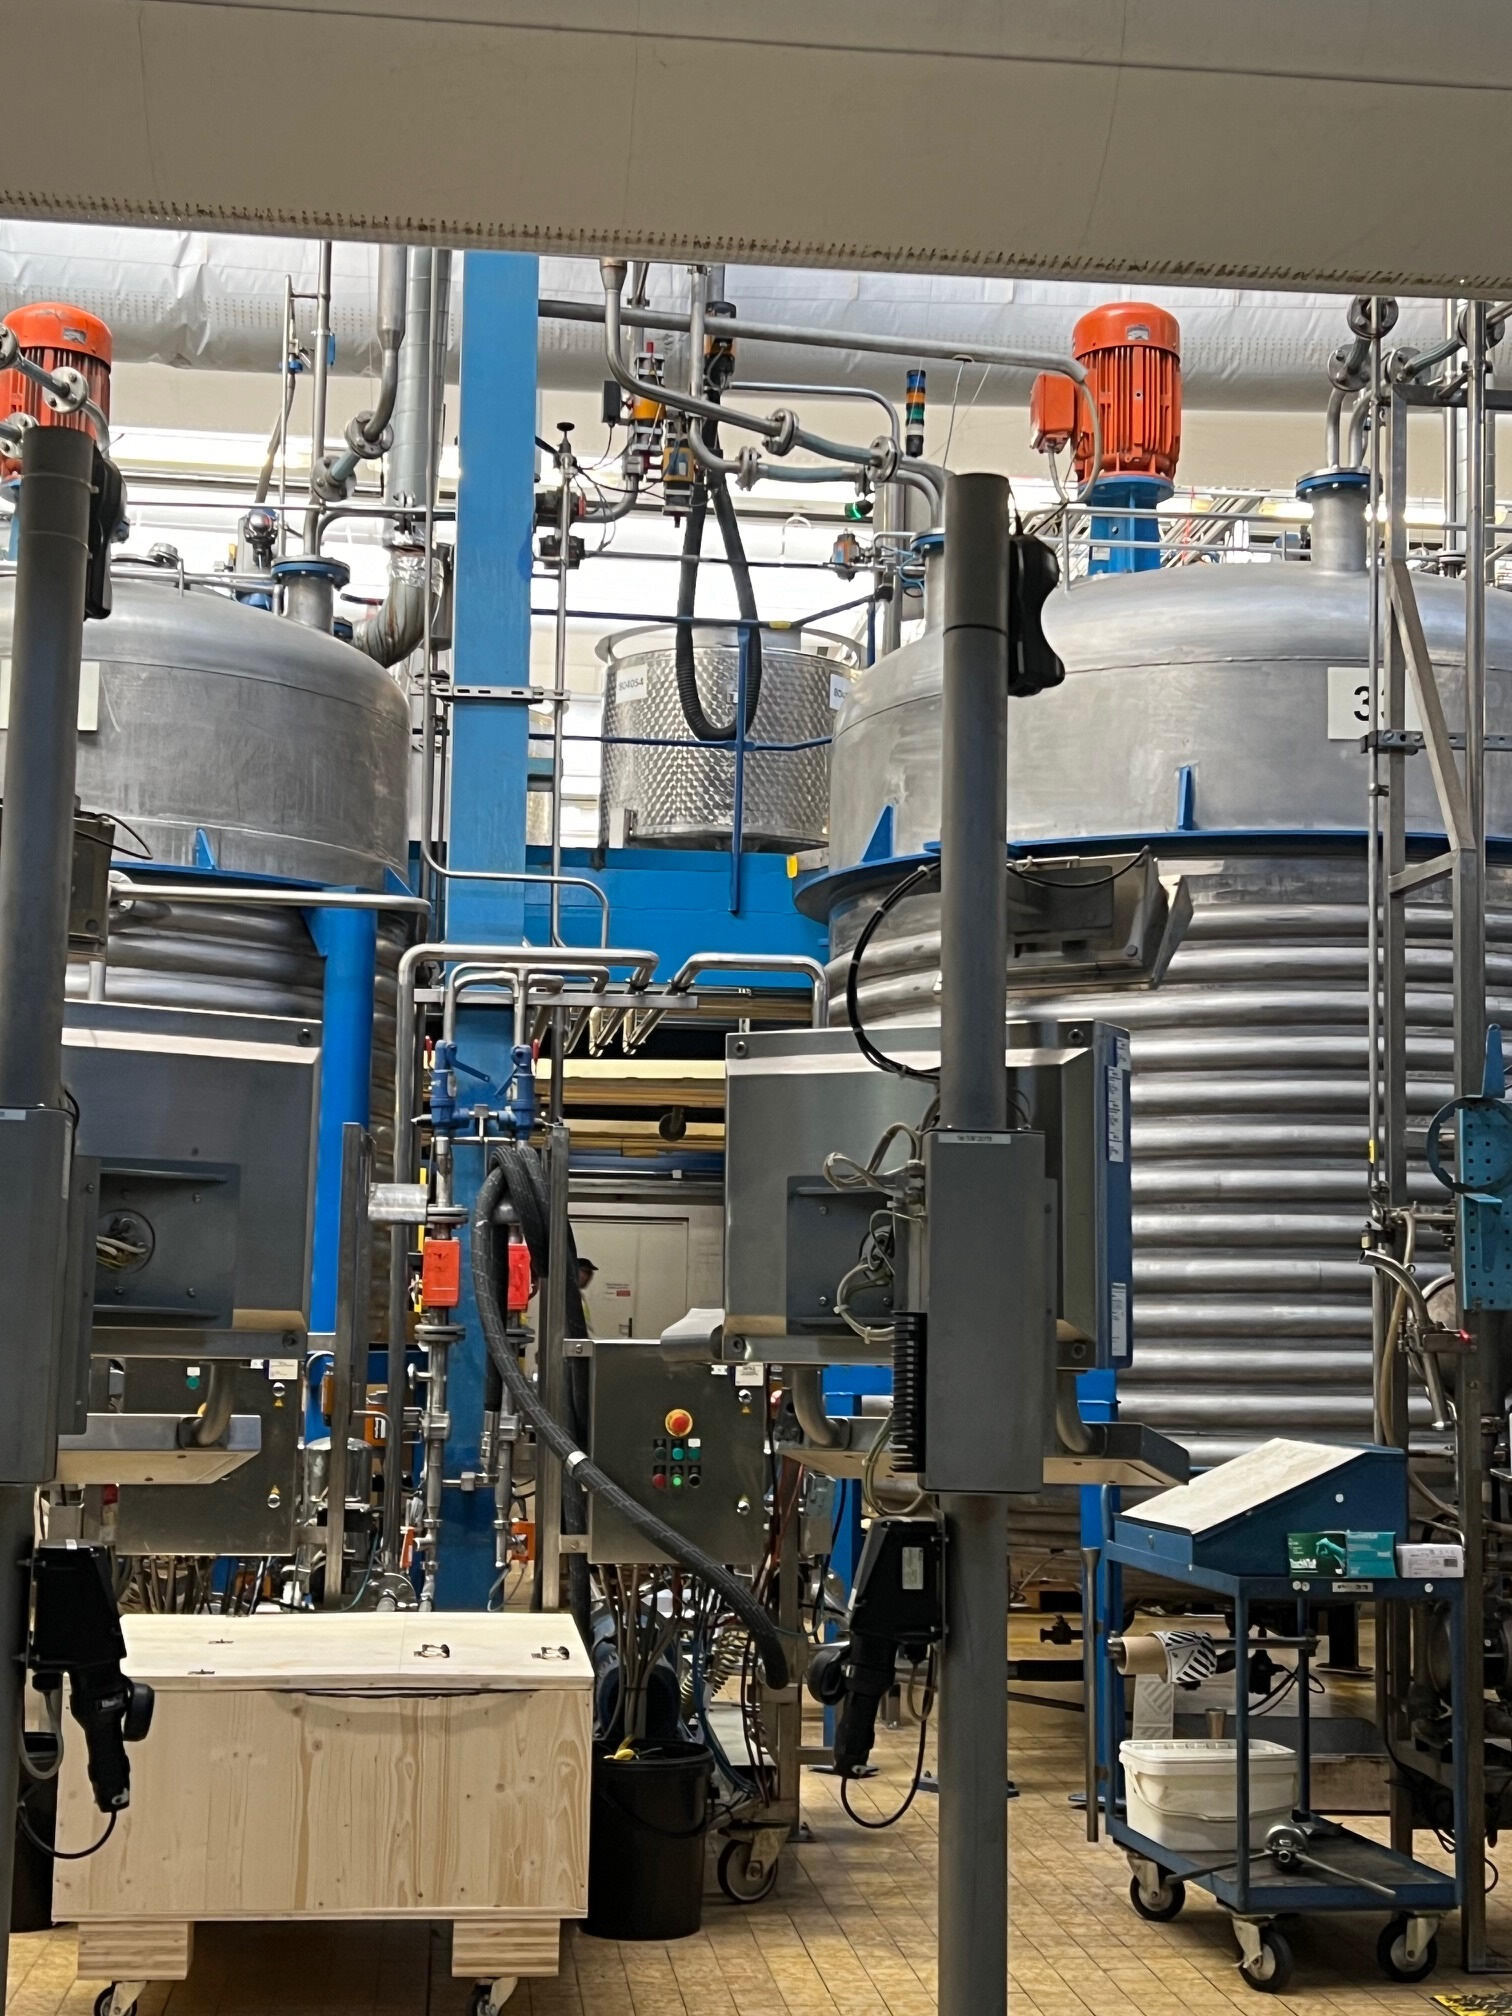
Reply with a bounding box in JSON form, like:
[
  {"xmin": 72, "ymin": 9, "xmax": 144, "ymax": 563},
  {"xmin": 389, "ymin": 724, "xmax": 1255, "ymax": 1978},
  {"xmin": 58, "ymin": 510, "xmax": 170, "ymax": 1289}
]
[
  {"xmin": 446, "ymin": 250, "xmax": 538, "ymax": 947},
  {"xmin": 305, "ymin": 903, "xmax": 378, "ymax": 1442},
  {"xmin": 436, "ymin": 251, "xmax": 539, "ymax": 1609}
]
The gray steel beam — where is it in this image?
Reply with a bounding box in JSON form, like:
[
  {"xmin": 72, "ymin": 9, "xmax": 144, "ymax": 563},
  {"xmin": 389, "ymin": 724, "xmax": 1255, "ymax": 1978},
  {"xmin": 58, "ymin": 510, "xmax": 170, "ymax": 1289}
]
[
  {"xmin": 937, "ymin": 472, "xmax": 1011, "ymax": 2016},
  {"xmin": 1456, "ymin": 300, "xmax": 1492, "ymax": 1971},
  {"xmin": 0, "ymin": 426, "xmax": 96, "ymax": 2011}
]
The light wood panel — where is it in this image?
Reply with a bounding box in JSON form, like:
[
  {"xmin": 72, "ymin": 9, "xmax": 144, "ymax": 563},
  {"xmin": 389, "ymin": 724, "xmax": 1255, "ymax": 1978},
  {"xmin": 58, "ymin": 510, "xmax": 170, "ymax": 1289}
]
[
  {"xmin": 56, "ymin": 1687, "xmax": 590, "ymax": 1921},
  {"xmin": 450, "ymin": 1919, "xmax": 560, "ymax": 1978},
  {"xmin": 74, "ymin": 1922, "xmax": 191, "ymax": 1981},
  {"xmin": 111, "ymin": 1611, "xmax": 592, "ymax": 1692}
]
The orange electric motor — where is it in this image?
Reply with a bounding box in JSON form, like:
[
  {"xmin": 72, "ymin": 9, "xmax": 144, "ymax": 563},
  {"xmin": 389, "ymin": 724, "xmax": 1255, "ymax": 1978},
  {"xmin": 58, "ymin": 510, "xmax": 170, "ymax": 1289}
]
[
  {"xmin": 1030, "ymin": 302, "xmax": 1181, "ymax": 488},
  {"xmin": 1, "ymin": 302, "xmax": 113, "ymax": 475}
]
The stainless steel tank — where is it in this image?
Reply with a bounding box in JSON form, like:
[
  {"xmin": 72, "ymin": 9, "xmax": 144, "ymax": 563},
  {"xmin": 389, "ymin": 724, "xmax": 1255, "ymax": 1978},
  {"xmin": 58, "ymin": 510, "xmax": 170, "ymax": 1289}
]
[
  {"xmin": 824, "ymin": 545, "xmax": 1512, "ymax": 1480},
  {"xmin": 599, "ymin": 624, "xmax": 856, "ymax": 851},
  {"xmin": 0, "ymin": 575, "xmax": 412, "ymax": 1313},
  {"xmin": 0, "ymin": 575, "xmax": 410, "ymax": 887}
]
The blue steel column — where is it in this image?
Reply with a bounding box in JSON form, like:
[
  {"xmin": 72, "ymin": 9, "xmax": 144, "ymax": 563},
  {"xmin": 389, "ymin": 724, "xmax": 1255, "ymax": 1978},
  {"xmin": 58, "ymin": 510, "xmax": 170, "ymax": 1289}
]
[
  {"xmin": 437, "ymin": 251, "xmax": 539, "ymax": 1608},
  {"xmin": 306, "ymin": 904, "xmax": 378, "ymax": 1438}
]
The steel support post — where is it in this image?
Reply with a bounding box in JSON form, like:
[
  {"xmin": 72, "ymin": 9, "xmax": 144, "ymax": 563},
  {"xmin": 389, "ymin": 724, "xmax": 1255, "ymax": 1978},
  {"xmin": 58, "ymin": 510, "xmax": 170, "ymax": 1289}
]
[
  {"xmin": 534, "ymin": 1121, "xmax": 571, "ymax": 1609},
  {"xmin": 0, "ymin": 426, "xmax": 96, "ymax": 2007},
  {"xmin": 1381, "ymin": 373, "xmax": 1415, "ymax": 1857},
  {"xmin": 936, "ymin": 472, "xmax": 1011, "ymax": 2016},
  {"xmin": 1457, "ymin": 300, "xmax": 1492, "ymax": 1968}
]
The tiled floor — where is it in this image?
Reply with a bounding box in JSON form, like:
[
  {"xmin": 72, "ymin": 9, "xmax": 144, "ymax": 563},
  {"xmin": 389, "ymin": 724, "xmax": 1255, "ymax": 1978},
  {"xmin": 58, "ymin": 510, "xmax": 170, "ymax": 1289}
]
[{"xmin": 7, "ymin": 1657, "xmax": 1505, "ymax": 2016}]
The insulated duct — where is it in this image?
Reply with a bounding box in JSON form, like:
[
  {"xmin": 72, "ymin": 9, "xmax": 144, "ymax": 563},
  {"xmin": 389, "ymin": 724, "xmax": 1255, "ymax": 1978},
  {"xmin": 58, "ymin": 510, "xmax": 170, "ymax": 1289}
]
[{"xmin": 0, "ymin": 225, "xmax": 1498, "ymax": 409}]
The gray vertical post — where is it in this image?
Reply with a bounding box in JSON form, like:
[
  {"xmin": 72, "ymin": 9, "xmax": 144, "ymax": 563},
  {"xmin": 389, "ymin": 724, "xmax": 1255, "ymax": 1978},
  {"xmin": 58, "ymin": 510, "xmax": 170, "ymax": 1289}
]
[
  {"xmin": 535, "ymin": 1121, "xmax": 570, "ymax": 1608},
  {"xmin": 0, "ymin": 424, "xmax": 97, "ymax": 2009},
  {"xmin": 1457, "ymin": 300, "xmax": 1492, "ymax": 1968},
  {"xmin": 1382, "ymin": 375, "xmax": 1415, "ymax": 1860},
  {"xmin": 936, "ymin": 472, "xmax": 1011, "ymax": 2016},
  {"xmin": 1443, "ymin": 299, "xmax": 1463, "ymax": 563}
]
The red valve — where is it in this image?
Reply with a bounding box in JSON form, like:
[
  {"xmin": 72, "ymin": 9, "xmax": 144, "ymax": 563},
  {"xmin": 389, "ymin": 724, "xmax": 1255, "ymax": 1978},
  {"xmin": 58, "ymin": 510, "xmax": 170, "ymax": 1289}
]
[{"xmin": 506, "ymin": 1241, "xmax": 534, "ymax": 1314}]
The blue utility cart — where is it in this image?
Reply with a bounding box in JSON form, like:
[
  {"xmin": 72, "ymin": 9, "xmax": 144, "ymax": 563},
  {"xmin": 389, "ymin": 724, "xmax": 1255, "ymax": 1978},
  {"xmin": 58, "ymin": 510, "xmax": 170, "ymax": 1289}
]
[{"xmin": 1091, "ymin": 1440, "xmax": 1468, "ymax": 1993}]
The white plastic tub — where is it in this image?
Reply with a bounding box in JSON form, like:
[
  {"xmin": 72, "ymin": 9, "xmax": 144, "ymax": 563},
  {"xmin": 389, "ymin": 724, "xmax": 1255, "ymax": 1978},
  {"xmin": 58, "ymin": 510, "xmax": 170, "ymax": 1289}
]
[{"xmin": 1120, "ymin": 1738, "xmax": 1297, "ymax": 1853}]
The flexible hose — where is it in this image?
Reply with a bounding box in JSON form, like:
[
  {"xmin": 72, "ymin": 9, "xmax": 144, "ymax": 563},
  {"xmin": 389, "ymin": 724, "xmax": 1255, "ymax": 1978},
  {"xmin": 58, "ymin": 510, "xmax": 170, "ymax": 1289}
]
[
  {"xmin": 672, "ymin": 393, "xmax": 763, "ymax": 742},
  {"xmin": 471, "ymin": 1163, "xmax": 790, "ymax": 1689},
  {"xmin": 489, "ymin": 1143, "xmax": 589, "ymax": 1633}
]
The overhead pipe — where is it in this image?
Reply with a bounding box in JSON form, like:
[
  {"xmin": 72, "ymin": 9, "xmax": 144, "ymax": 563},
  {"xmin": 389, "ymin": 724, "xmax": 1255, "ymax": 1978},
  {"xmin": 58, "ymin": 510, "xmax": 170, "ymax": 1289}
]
[
  {"xmin": 320, "ymin": 245, "xmax": 408, "ymax": 494},
  {"xmin": 554, "ymin": 286, "xmax": 1092, "ymax": 397},
  {"xmin": 301, "ymin": 241, "xmax": 334, "ymax": 551},
  {"xmin": 353, "ymin": 248, "xmax": 449, "ymax": 668},
  {"xmin": 600, "ymin": 262, "xmax": 972, "ymax": 508}
]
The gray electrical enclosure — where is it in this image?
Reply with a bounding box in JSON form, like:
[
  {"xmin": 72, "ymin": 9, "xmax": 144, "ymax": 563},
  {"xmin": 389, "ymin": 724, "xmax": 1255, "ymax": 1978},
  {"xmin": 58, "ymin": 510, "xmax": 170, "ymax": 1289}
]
[
  {"xmin": 919, "ymin": 1130, "xmax": 1053, "ymax": 1495},
  {"xmin": 587, "ymin": 1342, "xmax": 768, "ymax": 1566},
  {"xmin": 0, "ymin": 1104, "xmax": 77, "ymax": 1484}
]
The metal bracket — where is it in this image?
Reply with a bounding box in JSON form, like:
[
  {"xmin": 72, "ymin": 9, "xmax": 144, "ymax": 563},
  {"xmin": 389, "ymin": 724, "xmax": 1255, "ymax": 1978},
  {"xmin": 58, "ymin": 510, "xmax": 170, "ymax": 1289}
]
[
  {"xmin": 1232, "ymin": 1919, "xmax": 1270, "ymax": 1970},
  {"xmin": 1387, "ymin": 560, "xmax": 1474, "ymax": 850}
]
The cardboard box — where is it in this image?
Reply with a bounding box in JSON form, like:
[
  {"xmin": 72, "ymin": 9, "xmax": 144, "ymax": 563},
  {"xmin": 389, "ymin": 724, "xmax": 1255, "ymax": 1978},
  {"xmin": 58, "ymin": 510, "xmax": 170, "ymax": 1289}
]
[
  {"xmin": 1397, "ymin": 1542, "xmax": 1465, "ymax": 1578},
  {"xmin": 1345, "ymin": 1530, "xmax": 1397, "ymax": 1577},
  {"xmin": 1287, "ymin": 1531, "xmax": 1347, "ymax": 1574}
]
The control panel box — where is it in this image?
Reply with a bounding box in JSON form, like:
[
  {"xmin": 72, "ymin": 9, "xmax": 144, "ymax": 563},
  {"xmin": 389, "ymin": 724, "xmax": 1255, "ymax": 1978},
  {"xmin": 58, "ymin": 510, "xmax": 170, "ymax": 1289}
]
[{"xmin": 587, "ymin": 1343, "xmax": 767, "ymax": 1567}]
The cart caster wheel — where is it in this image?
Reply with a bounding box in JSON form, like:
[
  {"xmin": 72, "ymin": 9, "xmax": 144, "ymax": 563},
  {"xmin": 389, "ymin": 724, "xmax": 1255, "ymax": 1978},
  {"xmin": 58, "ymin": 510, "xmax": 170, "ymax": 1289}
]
[
  {"xmin": 718, "ymin": 1837, "xmax": 780, "ymax": 1903},
  {"xmin": 1238, "ymin": 1928, "xmax": 1293, "ymax": 1993},
  {"xmin": 95, "ymin": 1990, "xmax": 137, "ymax": 2016},
  {"xmin": 468, "ymin": 1977, "xmax": 518, "ymax": 2014},
  {"xmin": 1129, "ymin": 1873, "xmax": 1185, "ymax": 1922},
  {"xmin": 1377, "ymin": 1916, "xmax": 1439, "ymax": 1983}
]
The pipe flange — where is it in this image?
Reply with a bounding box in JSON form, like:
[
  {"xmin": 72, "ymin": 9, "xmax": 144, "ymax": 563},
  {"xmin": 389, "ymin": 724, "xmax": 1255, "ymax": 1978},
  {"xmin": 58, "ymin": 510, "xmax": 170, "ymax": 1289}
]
[
  {"xmin": 766, "ymin": 408, "xmax": 798, "ymax": 457},
  {"xmin": 869, "ymin": 435, "xmax": 900, "ymax": 483},
  {"xmin": 0, "ymin": 327, "xmax": 16, "ymax": 370},
  {"xmin": 42, "ymin": 365, "xmax": 89, "ymax": 416},
  {"xmin": 734, "ymin": 444, "xmax": 763, "ymax": 490},
  {"xmin": 312, "ymin": 455, "xmax": 352, "ymax": 504},
  {"xmin": 1349, "ymin": 295, "xmax": 1398, "ymax": 342},
  {"xmin": 344, "ymin": 413, "xmax": 394, "ymax": 461}
]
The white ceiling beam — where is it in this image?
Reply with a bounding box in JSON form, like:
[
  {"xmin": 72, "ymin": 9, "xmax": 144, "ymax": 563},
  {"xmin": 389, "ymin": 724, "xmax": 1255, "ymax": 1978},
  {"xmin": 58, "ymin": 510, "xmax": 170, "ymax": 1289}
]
[{"xmin": 5, "ymin": 2, "xmax": 1512, "ymax": 293}]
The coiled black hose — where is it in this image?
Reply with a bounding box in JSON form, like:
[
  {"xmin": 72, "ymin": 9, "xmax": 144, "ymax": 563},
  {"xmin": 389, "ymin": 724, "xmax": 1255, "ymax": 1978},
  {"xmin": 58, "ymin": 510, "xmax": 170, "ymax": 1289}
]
[
  {"xmin": 672, "ymin": 398, "xmax": 763, "ymax": 743},
  {"xmin": 471, "ymin": 1161, "xmax": 790, "ymax": 1689}
]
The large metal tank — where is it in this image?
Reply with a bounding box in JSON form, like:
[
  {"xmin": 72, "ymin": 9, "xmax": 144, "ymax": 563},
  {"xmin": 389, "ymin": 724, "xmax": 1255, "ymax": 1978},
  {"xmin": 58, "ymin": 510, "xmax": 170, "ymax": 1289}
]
[
  {"xmin": 599, "ymin": 624, "xmax": 856, "ymax": 851},
  {"xmin": 824, "ymin": 539, "xmax": 1512, "ymax": 1477},
  {"xmin": 0, "ymin": 572, "xmax": 412, "ymax": 1247}
]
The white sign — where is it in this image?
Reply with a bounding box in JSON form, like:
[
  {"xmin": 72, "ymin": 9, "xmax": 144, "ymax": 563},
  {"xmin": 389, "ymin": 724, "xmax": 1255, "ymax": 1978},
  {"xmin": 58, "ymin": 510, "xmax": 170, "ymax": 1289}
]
[
  {"xmin": 1326, "ymin": 664, "xmax": 1423, "ymax": 740},
  {"xmin": 1110, "ymin": 1281, "xmax": 1130, "ymax": 1363},
  {"xmin": 1105, "ymin": 1063, "xmax": 1126, "ymax": 1164},
  {"xmin": 0, "ymin": 657, "xmax": 100, "ymax": 731},
  {"xmin": 828, "ymin": 672, "xmax": 852, "ymax": 711},
  {"xmin": 615, "ymin": 666, "xmax": 650, "ymax": 706}
]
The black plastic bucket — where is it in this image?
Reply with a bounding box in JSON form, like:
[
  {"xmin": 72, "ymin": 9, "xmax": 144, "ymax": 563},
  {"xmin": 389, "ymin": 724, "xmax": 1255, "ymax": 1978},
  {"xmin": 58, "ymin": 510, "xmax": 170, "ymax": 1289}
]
[{"xmin": 584, "ymin": 1738, "xmax": 712, "ymax": 1941}]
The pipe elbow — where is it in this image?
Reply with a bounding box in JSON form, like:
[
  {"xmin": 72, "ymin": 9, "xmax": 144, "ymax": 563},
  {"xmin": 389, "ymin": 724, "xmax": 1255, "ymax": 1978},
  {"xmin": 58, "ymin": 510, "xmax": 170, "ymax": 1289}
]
[
  {"xmin": 354, "ymin": 548, "xmax": 428, "ymax": 666},
  {"xmin": 791, "ymin": 1366, "xmax": 846, "ymax": 1450}
]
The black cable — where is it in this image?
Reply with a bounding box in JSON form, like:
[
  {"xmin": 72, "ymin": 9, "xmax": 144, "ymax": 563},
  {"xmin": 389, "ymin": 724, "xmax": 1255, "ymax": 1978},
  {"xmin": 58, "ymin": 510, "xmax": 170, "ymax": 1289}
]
[
  {"xmin": 844, "ymin": 862, "xmax": 941, "ymax": 1084},
  {"xmin": 1011, "ymin": 854, "xmax": 1147, "ymax": 894},
  {"xmin": 19, "ymin": 1803, "xmax": 116, "ymax": 1861},
  {"xmin": 840, "ymin": 1654, "xmax": 935, "ymax": 1830},
  {"xmin": 470, "ymin": 1163, "xmax": 791, "ymax": 1689}
]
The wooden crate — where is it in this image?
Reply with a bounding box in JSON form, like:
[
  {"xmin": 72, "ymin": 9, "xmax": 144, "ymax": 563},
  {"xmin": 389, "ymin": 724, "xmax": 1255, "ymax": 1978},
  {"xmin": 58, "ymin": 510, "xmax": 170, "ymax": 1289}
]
[{"xmin": 55, "ymin": 1613, "xmax": 592, "ymax": 2005}]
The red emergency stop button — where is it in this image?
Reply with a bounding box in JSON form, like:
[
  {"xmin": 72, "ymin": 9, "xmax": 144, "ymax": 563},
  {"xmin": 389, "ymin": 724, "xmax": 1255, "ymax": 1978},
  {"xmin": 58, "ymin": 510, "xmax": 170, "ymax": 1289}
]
[{"xmin": 665, "ymin": 1407, "xmax": 694, "ymax": 1437}]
